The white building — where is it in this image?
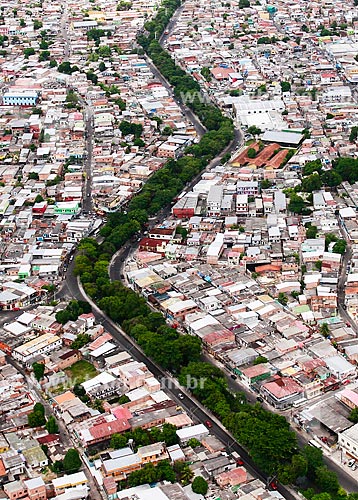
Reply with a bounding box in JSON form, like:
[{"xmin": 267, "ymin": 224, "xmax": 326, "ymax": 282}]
[
  {"xmin": 52, "ymin": 472, "xmax": 88, "ymax": 496},
  {"xmin": 338, "ymin": 423, "xmax": 358, "ymax": 460},
  {"xmin": 13, "ymin": 333, "xmax": 61, "ymax": 363},
  {"xmin": 176, "ymin": 424, "xmax": 209, "ymax": 444},
  {"xmin": 324, "ymin": 355, "xmax": 356, "ymax": 381},
  {"xmin": 207, "ymin": 186, "xmax": 223, "ymax": 216}
]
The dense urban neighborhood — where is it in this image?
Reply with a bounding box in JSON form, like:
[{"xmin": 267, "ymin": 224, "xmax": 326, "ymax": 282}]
[{"xmin": 1, "ymin": 0, "xmax": 358, "ymax": 499}]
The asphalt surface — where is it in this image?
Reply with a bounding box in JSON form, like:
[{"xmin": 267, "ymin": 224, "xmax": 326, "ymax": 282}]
[
  {"xmin": 53, "ymin": 10, "xmax": 358, "ymax": 494},
  {"xmin": 62, "ymin": 272, "xmax": 297, "ymax": 499},
  {"xmin": 60, "ymin": 6, "xmax": 70, "ymax": 60},
  {"xmin": 82, "ymin": 105, "xmax": 94, "ymax": 212},
  {"xmin": 144, "ymin": 55, "xmax": 206, "ymax": 138},
  {"xmin": 337, "ymin": 218, "xmax": 357, "ymax": 333}
]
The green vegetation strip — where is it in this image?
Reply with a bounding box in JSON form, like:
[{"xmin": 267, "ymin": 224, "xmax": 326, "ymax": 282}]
[{"xmin": 71, "ymin": 1, "xmax": 357, "ymax": 497}]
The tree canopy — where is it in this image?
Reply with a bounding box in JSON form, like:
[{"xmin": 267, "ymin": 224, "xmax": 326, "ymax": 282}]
[
  {"xmin": 63, "ymin": 448, "xmax": 82, "ymax": 474},
  {"xmin": 32, "ymin": 362, "xmax": 45, "ymax": 381},
  {"xmin": 192, "ymin": 476, "xmax": 208, "ymax": 495}
]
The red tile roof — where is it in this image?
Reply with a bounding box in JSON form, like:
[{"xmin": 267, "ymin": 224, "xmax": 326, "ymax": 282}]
[
  {"xmin": 89, "ymin": 418, "xmax": 131, "ymax": 441},
  {"xmin": 263, "ymin": 377, "xmax": 303, "ymax": 399},
  {"xmin": 88, "ymin": 333, "xmax": 112, "ymax": 351},
  {"xmin": 111, "ymin": 406, "xmax": 133, "ymax": 420}
]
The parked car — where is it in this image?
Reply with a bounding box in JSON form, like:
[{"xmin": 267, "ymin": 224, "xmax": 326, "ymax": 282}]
[
  {"xmin": 256, "ymin": 396, "xmax": 264, "ymax": 403},
  {"xmin": 268, "ymin": 480, "xmax": 278, "ymax": 490},
  {"xmin": 348, "ymin": 459, "xmax": 356, "ymax": 467}
]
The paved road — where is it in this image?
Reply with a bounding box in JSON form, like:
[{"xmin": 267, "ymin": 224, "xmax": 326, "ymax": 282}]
[
  {"xmin": 55, "ymin": 9, "xmax": 358, "ymax": 494},
  {"xmin": 64, "ymin": 274, "xmax": 298, "ymax": 499},
  {"xmin": 159, "ymin": 4, "xmax": 185, "ymax": 45},
  {"xmin": 336, "ymin": 219, "xmax": 357, "ymax": 333},
  {"xmin": 82, "ymin": 104, "xmax": 94, "ymax": 212},
  {"xmin": 60, "ymin": 6, "xmax": 70, "ymax": 60},
  {"xmin": 144, "ymin": 55, "xmax": 206, "ymax": 138},
  {"xmin": 337, "ymin": 244, "xmax": 354, "ymax": 327}
]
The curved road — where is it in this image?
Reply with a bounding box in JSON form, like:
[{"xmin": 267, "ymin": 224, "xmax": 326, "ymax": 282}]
[
  {"xmin": 55, "ymin": 8, "xmax": 357, "ymax": 495},
  {"xmin": 62, "ymin": 263, "xmax": 295, "ymax": 498}
]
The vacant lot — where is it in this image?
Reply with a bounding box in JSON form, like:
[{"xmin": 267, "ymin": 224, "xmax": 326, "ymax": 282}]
[{"xmin": 67, "ymin": 360, "xmax": 97, "ymax": 384}]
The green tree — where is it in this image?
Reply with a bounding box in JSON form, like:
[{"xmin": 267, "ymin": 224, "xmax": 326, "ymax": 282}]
[
  {"xmin": 253, "ymin": 356, "xmax": 268, "ymax": 365},
  {"xmin": 315, "ymin": 466, "xmax": 339, "ymax": 494},
  {"xmin": 306, "ymin": 224, "xmax": 318, "ymax": 239},
  {"xmin": 34, "ymin": 194, "xmax": 44, "ymax": 204},
  {"xmin": 87, "ymin": 28, "xmax": 105, "ymax": 41},
  {"xmin": 314, "ymin": 260, "xmax": 322, "ymax": 271},
  {"xmin": 31, "ymin": 107, "xmax": 43, "ymax": 116},
  {"xmin": 333, "ymin": 239, "xmax": 346, "ymax": 255},
  {"xmin": 288, "ymin": 193, "xmax": 306, "ymax": 214},
  {"xmin": 247, "ymin": 125, "xmax": 262, "ymax": 135},
  {"xmin": 46, "ymin": 416, "xmax": 59, "ymax": 434},
  {"xmin": 162, "ymin": 126, "xmax": 173, "ymax": 136},
  {"xmin": 161, "ymin": 423, "xmax": 179, "ymax": 446},
  {"xmin": 192, "ymin": 476, "xmax": 208, "ymax": 495},
  {"xmin": 28, "ymin": 411, "xmax": 45, "ymax": 427},
  {"xmin": 33, "ymin": 19, "xmax": 43, "ymax": 30},
  {"xmin": 110, "ymin": 433, "xmax": 127, "ymax": 449},
  {"xmin": 187, "ymin": 438, "xmax": 201, "ymax": 448},
  {"xmin": 312, "ymin": 494, "xmax": 332, "ymax": 500},
  {"xmin": 350, "ymin": 126, "xmax": 358, "ymax": 142},
  {"xmin": 32, "ymin": 362, "xmax": 45, "ymax": 381},
  {"xmin": 332, "ymin": 157, "xmax": 358, "ymax": 183},
  {"xmin": 247, "ymin": 147, "xmax": 257, "ymax": 159},
  {"xmin": 325, "ymin": 233, "xmax": 338, "ymax": 250},
  {"xmin": 349, "ymin": 407, "xmax": 358, "ymax": 423},
  {"xmin": 281, "ymin": 81, "xmax": 291, "ymax": 92},
  {"xmin": 321, "ymin": 170, "xmax": 342, "ymax": 188},
  {"xmin": 302, "ymin": 444, "xmax": 324, "ymax": 479},
  {"xmin": 63, "ymin": 448, "xmax": 82, "ymax": 474},
  {"xmin": 303, "ymin": 160, "xmax": 322, "ymax": 176},
  {"xmin": 52, "ymin": 460, "xmax": 64, "ymax": 474},
  {"xmin": 39, "ymin": 39, "xmax": 49, "ymax": 50},
  {"xmin": 24, "ymin": 47, "xmax": 35, "ymax": 58},
  {"xmin": 301, "ymin": 173, "xmax": 322, "ymax": 192},
  {"xmin": 278, "ymin": 292, "xmax": 288, "ymax": 306},
  {"xmin": 92, "ymin": 399, "xmax": 105, "ymax": 413},
  {"xmin": 34, "ymin": 402, "xmax": 45, "ymax": 416},
  {"xmin": 291, "ymin": 453, "xmax": 308, "ymax": 479},
  {"xmin": 73, "ymin": 384, "xmax": 86, "ymax": 397},
  {"xmin": 71, "ymin": 334, "xmax": 91, "ymax": 349},
  {"xmin": 320, "ymin": 323, "xmax": 330, "ymax": 338},
  {"xmin": 200, "ymin": 66, "xmax": 212, "ymax": 82},
  {"xmin": 261, "ymin": 179, "xmax": 272, "ymax": 189},
  {"xmin": 28, "ymin": 403, "xmax": 46, "ymax": 427},
  {"xmin": 174, "ymin": 461, "xmax": 194, "ymax": 484}
]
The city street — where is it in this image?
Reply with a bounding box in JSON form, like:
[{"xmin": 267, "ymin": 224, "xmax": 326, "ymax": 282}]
[{"xmin": 34, "ymin": 3, "xmax": 358, "ymax": 496}]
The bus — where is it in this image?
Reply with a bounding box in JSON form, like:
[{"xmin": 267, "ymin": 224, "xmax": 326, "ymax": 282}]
[{"xmin": 308, "ymin": 439, "xmax": 322, "ymax": 450}]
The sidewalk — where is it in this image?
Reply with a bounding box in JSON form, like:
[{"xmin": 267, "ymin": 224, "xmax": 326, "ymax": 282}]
[{"xmin": 326, "ymin": 446, "xmax": 358, "ymax": 482}]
